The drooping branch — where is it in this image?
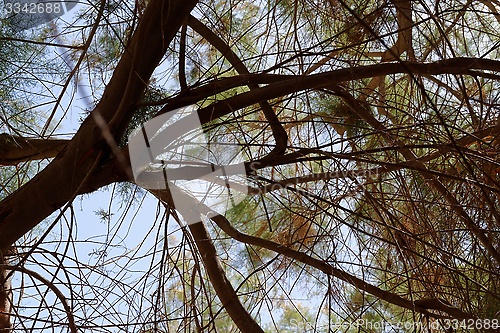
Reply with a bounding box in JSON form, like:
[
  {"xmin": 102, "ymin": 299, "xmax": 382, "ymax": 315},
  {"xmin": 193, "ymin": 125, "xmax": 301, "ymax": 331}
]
[
  {"xmin": 4, "ymin": 264, "xmax": 77, "ymax": 333},
  {"xmin": 150, "ymin": 187, "xmax": 265, "ymax": 333},
  {"xmin": 151, "ymin": 180, "xmax": 474, "ymax": 320},
  {"xmin": 329, "ymin": 84, "xmax": 500, "ymax": 264},
  {"xmin": 210, "ymin": 213, "xmax": 476, "ymax": 319}
]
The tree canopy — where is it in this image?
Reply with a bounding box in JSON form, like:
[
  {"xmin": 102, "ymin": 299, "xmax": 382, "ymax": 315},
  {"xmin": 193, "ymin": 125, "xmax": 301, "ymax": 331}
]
[{"xmin": 0, "ymin": 0, "xmax": 499, "ymax": 331}]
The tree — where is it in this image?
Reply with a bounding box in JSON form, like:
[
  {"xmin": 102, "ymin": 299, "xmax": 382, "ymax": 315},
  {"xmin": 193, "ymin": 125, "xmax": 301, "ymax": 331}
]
[{"xmin": 0, "ymin": 0, "xmax": 499, "ymax": 331}]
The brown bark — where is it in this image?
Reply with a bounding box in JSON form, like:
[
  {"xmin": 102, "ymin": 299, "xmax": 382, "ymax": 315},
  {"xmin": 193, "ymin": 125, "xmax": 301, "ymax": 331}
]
[
  {"xmin": 209, "ymin": 213, "xmax": 475, "ymax": 320},
  {"xmin": 0, "ymin": 134, "xmax": 68, "ymax": 166},
  {"xmin": 188, "ymin": 16, "xmax": 288, "ymax": 160},
  {"xmin": 186, "ymin": 58, "xmax": 500, "ymax": 125},
  {"xmin": 151, "ymin": 182, "xmax": 474, "ymax": 320},
  {"xmin": 386, "ymin": 0, "xmax": 413, "ymax": 61},
  {"xmin": 0, "ymin": 0, "xmax": 199, "ymax": 251},
  {"xmin": 0, "ymin": 251, "xmax": 11, "ymax": 332},
  {"xmin": 1, "ymin": 56, "xmax": 499, "ymax": 251},
  {"xmin": 151, "ymin": 187, "xmax": 265, "ymax": 333},
  {"xmin": 188, "ymin": 222, "xmax": 265, "ymax": 333}
]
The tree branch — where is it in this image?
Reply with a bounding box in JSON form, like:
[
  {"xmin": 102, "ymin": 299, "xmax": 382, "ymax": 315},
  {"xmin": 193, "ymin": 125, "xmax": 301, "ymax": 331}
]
[
  {"xmin": 188, "ymin": 16, "xmax": 288, "ymax": 159},
  {"xmin": 5, "ymin": 264, "xmax": 77, "ymax": 333},
  {"xmin": 150, "ymin": 187, "xmax": 265, "ymax": 333},
  {"xmin": 155, "ymin": 58, "xmax": 500, "ymax": 124},
  {"xmin": 0, "ymin": 134, "xmax": 69, "ymax": 166},
  {"xmin": 329, "ymin": 84, "xmax": 500, "ymax": 264},
  {"xmin": 0, "ymin": 0, "xmax": 199, "ymax": 250},
  {"xmin": 150, "ymin": 181, "xmax": 474, "ymax": 320}
]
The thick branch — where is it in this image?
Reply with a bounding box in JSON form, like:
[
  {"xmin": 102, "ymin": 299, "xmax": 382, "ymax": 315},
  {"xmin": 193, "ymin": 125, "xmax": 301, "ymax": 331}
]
[
  {"xmin": 188, "ymin": 222, "xmax": 265, "ymax": 333},
  {"xmin": 146, "ymin": 57, "xmax": 500, "ymax": 116},
  {"xmin": 0, "ymin": 0, "xmax": 198, "ymax": 250},
  {"xmin": 0, "ymin": 252, "xmax": 11, "ymax": 332},
  {"xmin": 209, "ymin": 214, "xmax": 475, "ymax": 320},
  {"xmin": 0, "ymin": 134, "xmax": 68, "ymax": 166},
  {"xmin": 155, "ymin": 58, "xmax": 500, "ymax": 124},
  {"xmin": 2, "ymin": 56, "xmax": 498, "ymax": 249}
]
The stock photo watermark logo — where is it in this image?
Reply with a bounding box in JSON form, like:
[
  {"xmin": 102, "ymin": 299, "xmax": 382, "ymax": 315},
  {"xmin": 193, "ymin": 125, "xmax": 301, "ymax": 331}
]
[
  {"xmin": 128, "ymin": 106, "xmax": 249, "ymax": 225},
  {"xmin": 128, "ymin": 106, "xmax": 381, "ymax": 224},
  {"xmin": 2, "ymin": 0, "xmax": 79, "ymax": 31}
]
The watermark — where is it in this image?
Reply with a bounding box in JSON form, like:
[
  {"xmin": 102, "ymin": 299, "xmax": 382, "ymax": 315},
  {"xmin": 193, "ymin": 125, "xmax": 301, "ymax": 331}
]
[
  {"xmin": 246, "ymin": 164, "xmax": 380, "ymax": 194},
  {"xmin": 2, "ymin": 0, "xmax": 79, "ymax": 31},
  {"xmin": 128, "ymin": 106, "xmax": 249, "ymax": 224},
  {"xmin": 128, "ymin": 106, "xmax": 382, "ymax": 224},
  {"xmin": 286, "ymin": 319, "xmax": 500, "ymax": 332}
]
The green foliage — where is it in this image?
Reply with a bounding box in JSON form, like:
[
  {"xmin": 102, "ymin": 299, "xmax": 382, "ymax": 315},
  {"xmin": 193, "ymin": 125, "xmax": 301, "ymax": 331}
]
[{"xmin": 2, "ymin": 0, "xmax": 500, "ymax": 331}]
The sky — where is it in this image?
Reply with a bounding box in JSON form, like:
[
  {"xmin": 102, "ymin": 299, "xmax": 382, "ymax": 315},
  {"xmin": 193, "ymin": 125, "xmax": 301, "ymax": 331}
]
[
  {"xmin": 6, "ymin": 3, "xmax": 176, "ymax": 330},
  {"xmin": 6, "ymin": 2, "xmax": 352, "ymax": 331}
]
